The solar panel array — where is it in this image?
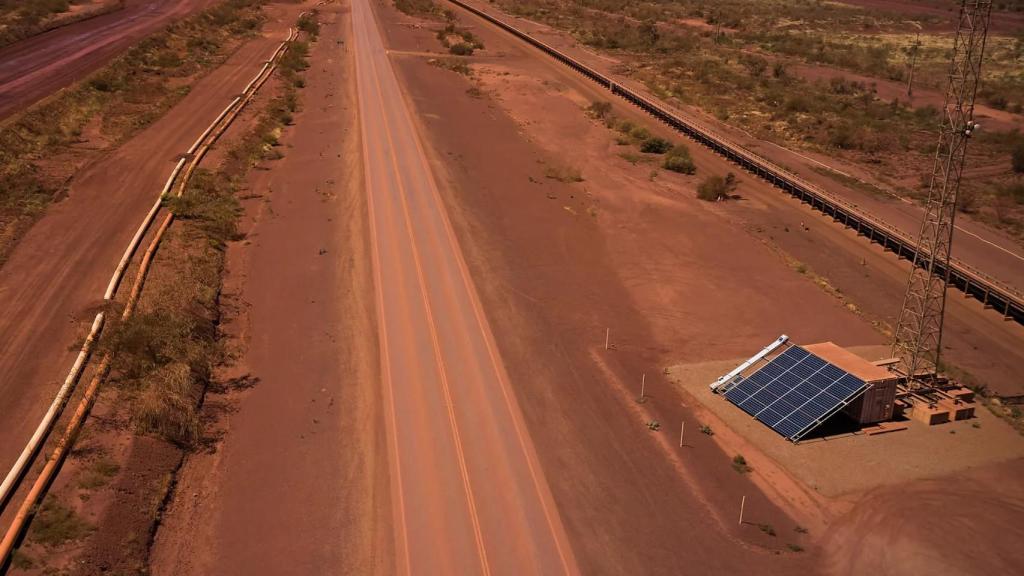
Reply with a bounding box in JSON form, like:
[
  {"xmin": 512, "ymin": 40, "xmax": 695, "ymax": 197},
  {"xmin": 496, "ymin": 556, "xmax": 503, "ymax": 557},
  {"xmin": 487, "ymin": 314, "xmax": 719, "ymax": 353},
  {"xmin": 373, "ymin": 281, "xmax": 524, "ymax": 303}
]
[{"xmin": 724, "ymin": 346, "xmax": 867, "ymax": 441}]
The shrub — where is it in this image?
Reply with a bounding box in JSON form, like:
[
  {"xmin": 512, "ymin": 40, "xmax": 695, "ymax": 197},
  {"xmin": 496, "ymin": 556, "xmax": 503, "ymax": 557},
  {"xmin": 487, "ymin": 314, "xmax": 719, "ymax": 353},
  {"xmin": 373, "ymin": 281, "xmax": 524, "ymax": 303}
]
[
  {"xmin": 663, "ymin": 144, "xmax": 696, "ymax": 174},
  {"xmin": 1000, "ymin": 181, "xmax": 1024, "ymax": 204},
  {"xmin": 696, "ymin": 172, "xmax": 737, "ymax": 199},
  {"xmin": 544, "ymin": 165, "xmax": 583, "ymax": 183},
  {"xmin": 664, "ymin": 154, "xmax": 695, "ymax": 174},
  {"xmin": 1012, "ymin": 140, "xmax": 1024, "ymax": 174},
  {"xmin": 640, "ymin": 137, "xmax": 672, "ymax": 154},
  {"xmin": 586, "ymin": 100, "xmax": 613, "ymax": 119},
  {"xmin": 629, "ymin": 125, "xmax": 651, "ymax": 141},
  {"xmin": 449, "ymin": 42, "xmax": 474, "ymax": 56},
  {"xmin": 298, "ymin": 12, "xmax": 320, "ymax": 38},
  {"xmin": 732, "ymin": 454, "xmax": 752, "ymax": 473}
]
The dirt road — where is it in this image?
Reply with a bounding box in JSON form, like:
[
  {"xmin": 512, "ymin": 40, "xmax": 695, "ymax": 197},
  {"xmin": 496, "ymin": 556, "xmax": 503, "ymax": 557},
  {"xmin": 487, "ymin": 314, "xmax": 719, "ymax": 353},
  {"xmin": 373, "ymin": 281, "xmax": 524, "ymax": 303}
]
[
  {"xmin": 0, "ymin": 0, "xmax": 215, "ymax": 120},
  {"xmin": 351, "ymin": 0, "xmax": 577, "ymax": 572}
]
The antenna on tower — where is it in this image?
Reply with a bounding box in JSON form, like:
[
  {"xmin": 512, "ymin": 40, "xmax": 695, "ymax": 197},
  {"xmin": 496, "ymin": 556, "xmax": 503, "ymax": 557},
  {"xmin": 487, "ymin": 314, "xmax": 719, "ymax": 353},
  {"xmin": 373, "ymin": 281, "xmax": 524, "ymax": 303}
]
[{"xmin": 892, "ymin": 1, "xmax": 993, "ymax": 390}]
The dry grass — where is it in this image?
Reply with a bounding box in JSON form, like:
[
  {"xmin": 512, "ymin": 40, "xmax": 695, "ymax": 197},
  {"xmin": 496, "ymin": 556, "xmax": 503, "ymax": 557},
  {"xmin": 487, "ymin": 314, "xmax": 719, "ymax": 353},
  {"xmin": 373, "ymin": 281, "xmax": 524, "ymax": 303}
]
[
  {"xmin": 134, "ymin": 362, "xmax": 201, "ymax": 446},
  {"xmin": 430, "ymin": 57, "xmax": 472, "ymax": 76},
  {"xmin": 394, "ymin": 0, "xmax": 442, "ymax": 18},
  {"xmin": 544, "ymin": 164, "xmax": 584, "ymax": 183},
  {"xmin": 27, "ymin": 496, "xmax": 93, "ymax": 547},
  {"xmin": 76, "ymin": 455, "xmax": 121, "ymax": 490}
]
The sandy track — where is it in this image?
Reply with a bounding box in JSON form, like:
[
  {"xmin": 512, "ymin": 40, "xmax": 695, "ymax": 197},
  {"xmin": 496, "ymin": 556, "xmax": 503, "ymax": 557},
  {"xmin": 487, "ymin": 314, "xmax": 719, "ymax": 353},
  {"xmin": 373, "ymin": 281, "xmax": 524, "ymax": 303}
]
[
  {"xmin": 0, "ymin": 21, "xmax": 293, "ymax": 529},
  {"xmin": 352, "ymin": 0, "xmax": 578, "ymax": 573},
  {"xmin": 0, "ymin": 0, "xmax": 216, "ymax": 120}
]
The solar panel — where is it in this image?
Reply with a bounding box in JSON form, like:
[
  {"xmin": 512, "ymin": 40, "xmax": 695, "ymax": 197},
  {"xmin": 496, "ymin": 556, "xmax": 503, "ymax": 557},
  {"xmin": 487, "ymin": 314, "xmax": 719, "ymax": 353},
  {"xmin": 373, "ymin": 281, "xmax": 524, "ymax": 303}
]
[{"xmin": 723, "ymin": 346, "xmax": 868, "ymax": 441}]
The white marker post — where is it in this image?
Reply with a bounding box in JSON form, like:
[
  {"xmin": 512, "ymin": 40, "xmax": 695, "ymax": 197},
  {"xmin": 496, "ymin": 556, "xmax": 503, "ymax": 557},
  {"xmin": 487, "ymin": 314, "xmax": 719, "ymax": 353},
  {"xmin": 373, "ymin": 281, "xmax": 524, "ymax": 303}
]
[
  {"xmin": 739, "ymin": 496, "xmax": 746, "ymax": 525},
  {"xmin": 605, "ymin": 328, "xmax": 610, "ymax": 350},
  {"xmin": 679, "ymin": 421, "xmax": 685, "ymax": 447},
  {"xmin": 640, "ymin": 373, "xmax": 646, "ymax": 400}
]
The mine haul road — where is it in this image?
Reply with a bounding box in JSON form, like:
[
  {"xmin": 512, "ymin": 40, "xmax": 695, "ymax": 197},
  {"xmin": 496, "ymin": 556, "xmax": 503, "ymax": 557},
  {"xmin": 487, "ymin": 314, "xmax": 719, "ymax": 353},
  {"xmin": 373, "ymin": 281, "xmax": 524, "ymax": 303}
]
[
  {"xmin": 0, "ymin": 0, "xmax": 216, "ymax": 120},
  {"xmin": 352, "ymin": 0, "xmax": 578, "ymax": 573}
]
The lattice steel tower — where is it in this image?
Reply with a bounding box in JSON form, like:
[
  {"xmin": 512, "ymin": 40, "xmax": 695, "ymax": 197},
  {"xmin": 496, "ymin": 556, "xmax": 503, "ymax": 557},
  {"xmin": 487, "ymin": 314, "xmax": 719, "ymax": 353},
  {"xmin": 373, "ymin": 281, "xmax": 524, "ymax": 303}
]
[{"xmin": 892, "ymin": 0, "xmax": 992, "ymax": 386}]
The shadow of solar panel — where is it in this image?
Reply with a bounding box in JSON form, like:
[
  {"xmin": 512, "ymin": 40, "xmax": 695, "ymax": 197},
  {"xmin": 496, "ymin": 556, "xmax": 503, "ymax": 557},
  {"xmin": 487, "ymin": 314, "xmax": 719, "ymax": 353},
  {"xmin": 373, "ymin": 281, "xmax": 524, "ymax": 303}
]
[{"xmin": 724, "ymin": 345, "xmax": 868, "ymax": 441}]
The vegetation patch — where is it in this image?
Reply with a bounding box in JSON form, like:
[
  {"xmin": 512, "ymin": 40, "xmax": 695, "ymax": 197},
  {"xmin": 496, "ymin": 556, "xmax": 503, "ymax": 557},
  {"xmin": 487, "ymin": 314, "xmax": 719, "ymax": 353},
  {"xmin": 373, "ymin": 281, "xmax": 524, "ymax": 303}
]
[
  {"xmin": 732, "ymin": 454, "xmax": 752, "ymax": 474},
  {"xmin": 430, "ymin": 57, "xmax": 472, "ymax": 76},
  {"xmin": 394, "ymin": 0, "xmax": 442, "ymax": 18},
  {"xmin": 663, "ymin": 144, "xmax": 696, "ymax": 174},
  {"xmin": 436, "ymin": 21, "xmax": 485, "ymax": 56},
  {"xmin": 640, "ymin": 137, "xmax": 672, "ymax": 154},
  {"xmin": 28, "ymin": 496, "xmax": 94, "ymax": 547},
  {"xmin": 585, "ymin": 100, "xmax": 613, "ymax": 120},
  {"xmin": 696, "ymin": 172, "xmax": 737, "ymax": 202},
  {"xmin": 76, "ymin": 456, "xmax": 120, "ymax": 490},
  {"xmin": 544, "ymin": 164, "xmax": 584, "ymax": 183}
]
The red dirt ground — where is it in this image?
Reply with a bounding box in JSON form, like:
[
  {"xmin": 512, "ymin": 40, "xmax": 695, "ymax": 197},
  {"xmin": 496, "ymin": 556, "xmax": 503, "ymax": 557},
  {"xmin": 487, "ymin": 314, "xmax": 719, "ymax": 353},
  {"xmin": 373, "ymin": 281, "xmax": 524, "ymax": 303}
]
[
  {"xmin": 390, "ymin": 0, "xmax": 1024, "ymax": 573},
  {"xmin": 131, "ymin": 1, "xmax": 1024, "ymax": 575},
  {"xmin": 148, "ymin": 0, "xmax": 1024, "ymax": 572},
  {"xmin": 0, "ymin": 0, "xmax": 218, "ymax": 120}
]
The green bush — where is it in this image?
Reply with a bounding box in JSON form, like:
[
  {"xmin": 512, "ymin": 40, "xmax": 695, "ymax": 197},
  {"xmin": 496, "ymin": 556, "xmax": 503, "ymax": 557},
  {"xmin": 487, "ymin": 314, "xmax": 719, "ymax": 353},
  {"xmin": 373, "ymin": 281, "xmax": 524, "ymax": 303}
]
[
  {"xmin": 663, "ymin": 144, "xmax": 696, "ymax": 174},
  {"xmin": 629, "ymin": 125, "xmax": 650, "ymax": 141},
  {"xmin": 640, "ymin": 137, "xmax": 672, "ymax": 154}
]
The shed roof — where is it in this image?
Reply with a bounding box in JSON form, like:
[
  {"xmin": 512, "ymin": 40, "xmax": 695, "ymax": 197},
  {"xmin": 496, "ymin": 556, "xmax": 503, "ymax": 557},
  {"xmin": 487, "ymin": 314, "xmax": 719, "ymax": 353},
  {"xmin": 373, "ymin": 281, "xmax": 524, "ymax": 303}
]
[{"xmin": 803, "ymin": 342, "xmax": 893, "ymax": 383}]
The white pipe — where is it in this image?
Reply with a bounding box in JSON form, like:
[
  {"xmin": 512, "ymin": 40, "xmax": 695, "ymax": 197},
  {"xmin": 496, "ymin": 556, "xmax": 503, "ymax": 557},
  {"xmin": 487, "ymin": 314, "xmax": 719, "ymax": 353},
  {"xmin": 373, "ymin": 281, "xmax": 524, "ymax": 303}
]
[
  {"xmin": 710, "ymin": 335, "xmax": 789, "ymax": 392},
  {"xmin": 104, "ymin": 157, "xmax": 186, "ymax": 300},
  {"xmin": 0, "ymin": 312, "xmax": 105, "ymax": 507},
  {"xmin": 188, "ymin": 95, "xmax": 242, "ymax": 155}
]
